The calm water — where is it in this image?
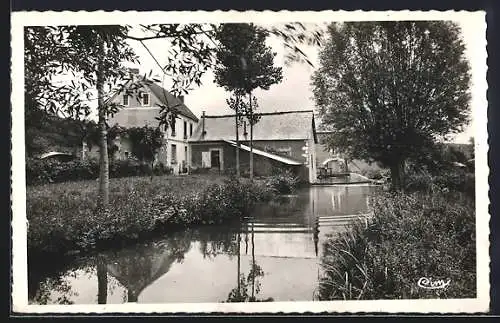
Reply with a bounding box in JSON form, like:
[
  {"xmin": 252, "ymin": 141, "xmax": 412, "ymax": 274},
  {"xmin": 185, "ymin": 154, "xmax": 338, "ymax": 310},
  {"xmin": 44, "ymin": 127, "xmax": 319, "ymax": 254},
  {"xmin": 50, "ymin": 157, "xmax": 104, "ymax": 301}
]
[{"xmin": 29, "ymin": 184, "xmax": 378, "ymax": 304}]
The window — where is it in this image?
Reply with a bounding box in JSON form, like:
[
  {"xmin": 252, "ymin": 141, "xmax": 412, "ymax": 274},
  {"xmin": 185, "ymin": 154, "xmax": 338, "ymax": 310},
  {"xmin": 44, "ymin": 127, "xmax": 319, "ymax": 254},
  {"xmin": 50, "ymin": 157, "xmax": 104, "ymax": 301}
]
[
  {"xmin": 124, "ymin": 151, "xmax": 129, "ymax": 158},
  {"xmin": 189, "ymin": 123, "xmax": 193, "ymax": 137},
  {"xmin": 277, "ymin": 147, "xmax": 292, "ymax": 157},
  {"xmin": 122, "ymin": 94, "xmax": 129, "ymax": 106},
  {"xmin": 170, "ymin": 115, "xmax": 176, "ymax": 137},
  {"xmin": 141, "ymin": 93, "xmax": 150, "ymax": 106},
  {"xmin": 183, "ymin": 121, "xmax": 187, "ymax": 139},
  {"xmin": 171, "ymin": 144, "xmax": 177, "ymax": 164},
  {"xmin": 184, "ymin": 146, "xmax": 188, "ymax": 161}
]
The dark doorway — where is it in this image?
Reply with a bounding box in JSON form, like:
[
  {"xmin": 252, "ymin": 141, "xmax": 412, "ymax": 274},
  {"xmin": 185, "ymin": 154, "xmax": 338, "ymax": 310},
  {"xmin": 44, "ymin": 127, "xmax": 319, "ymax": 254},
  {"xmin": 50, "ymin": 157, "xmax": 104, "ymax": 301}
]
[{"xmin": 210, "ymin": 150, "xmax": 220, "ymax": 169}]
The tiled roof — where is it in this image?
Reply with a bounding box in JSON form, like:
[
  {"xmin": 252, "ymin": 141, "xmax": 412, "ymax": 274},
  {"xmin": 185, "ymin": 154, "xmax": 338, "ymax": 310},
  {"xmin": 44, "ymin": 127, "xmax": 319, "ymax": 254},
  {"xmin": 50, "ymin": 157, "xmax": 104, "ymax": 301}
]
[
  {"xmin": 189, "ymin": 110, "xmax": 317, "ymax": 142},
  {"xmin": 147, "ymin": 82, "xmax": 199, "ymax": 122}
]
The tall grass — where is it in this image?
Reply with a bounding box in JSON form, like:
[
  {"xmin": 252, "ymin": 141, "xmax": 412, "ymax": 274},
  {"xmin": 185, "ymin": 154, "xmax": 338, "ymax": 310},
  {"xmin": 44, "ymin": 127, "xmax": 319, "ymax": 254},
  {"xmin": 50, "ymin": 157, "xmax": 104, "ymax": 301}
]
[
  {"xmin": 317, "ymin": 190, "xmax": 476, "ymax": 300},
  {"xmin": 27, "ymin": 175, "xmax": 274, "ymax": 257}
]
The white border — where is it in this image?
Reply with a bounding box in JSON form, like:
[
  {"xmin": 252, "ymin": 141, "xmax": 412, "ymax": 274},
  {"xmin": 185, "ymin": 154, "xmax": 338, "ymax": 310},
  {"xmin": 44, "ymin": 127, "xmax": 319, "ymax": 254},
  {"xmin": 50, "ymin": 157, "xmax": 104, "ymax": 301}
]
[{"xmin": 11, "ymin": 10, "xmax": 489, "ymax": 314}]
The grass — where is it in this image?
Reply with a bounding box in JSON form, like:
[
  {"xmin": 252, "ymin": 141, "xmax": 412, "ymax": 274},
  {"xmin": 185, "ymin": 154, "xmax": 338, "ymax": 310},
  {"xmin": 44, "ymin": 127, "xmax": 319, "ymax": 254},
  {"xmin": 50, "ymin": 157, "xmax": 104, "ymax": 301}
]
[
  {"xmin": 27, "ymin": 174, "xmax": 275, "ymax": 258},
  {"xmin": 317, "ymin": 172, "xmax": 476, "ymax": 300}
]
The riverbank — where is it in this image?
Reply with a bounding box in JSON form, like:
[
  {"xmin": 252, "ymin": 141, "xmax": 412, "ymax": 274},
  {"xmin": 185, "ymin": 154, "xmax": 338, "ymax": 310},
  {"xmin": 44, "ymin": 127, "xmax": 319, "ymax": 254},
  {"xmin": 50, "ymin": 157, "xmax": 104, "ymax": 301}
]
[
  {"xmin": 27, "ymin": 174, "xmax": 285, "ymax": 259},
  {"xmin": 317, "ymin": 171, "xmax": 476, "ymax": 300}
]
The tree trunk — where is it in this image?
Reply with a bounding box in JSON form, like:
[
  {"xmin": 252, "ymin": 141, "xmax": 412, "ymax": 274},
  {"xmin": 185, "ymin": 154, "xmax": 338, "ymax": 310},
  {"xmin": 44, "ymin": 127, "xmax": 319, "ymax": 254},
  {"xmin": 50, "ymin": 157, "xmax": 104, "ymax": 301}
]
[
  {"xmin": 250, "ymin": 122, "xmax": 254, "ymax": 182},
  {"xmin": 97, "ymin": 255, "xmax": 107, "ymax": 304},
  {"xmin": 97, "ymin": 39, "xmax": 109, "ymax": 210},
  {"xmin": 150, "ymin": 160, "xmax": 154, "ymax": 182},
  {"xmin": 127, "ymin": 289, "xmax": 138, "ymax": 302},
  {"xmin": 249, "ymin": 93, "xmax": 254, "ymax": 182},
  {"xmin": 251, "ymin": 221, "xmax": 255, "ymax": 300},
  {"xmin": 237, "ymin": 231, "xmax": 241, "ymax": 297},
  {"xmin": 235, "ymin": 102, "xmax": 240, "ymax": 178},
  {"xmin": 390, "ymin": 158, "xmax": 405, "ymax": 191}
]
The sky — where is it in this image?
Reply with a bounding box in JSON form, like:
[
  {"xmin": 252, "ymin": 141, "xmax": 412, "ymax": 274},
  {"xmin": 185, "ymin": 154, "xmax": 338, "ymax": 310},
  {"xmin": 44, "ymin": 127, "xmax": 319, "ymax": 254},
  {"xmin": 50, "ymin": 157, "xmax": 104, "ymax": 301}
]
[{"xmin": 90, "ymin": 17, "xmax": 485, "ymax": 145}]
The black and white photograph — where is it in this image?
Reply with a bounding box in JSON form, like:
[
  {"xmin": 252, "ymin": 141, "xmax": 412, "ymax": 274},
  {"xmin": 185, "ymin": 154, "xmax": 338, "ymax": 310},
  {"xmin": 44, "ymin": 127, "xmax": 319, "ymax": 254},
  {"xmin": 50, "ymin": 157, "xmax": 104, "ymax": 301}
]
[{"xmin": 11, "ymin": 10, "xmax": 489, "ymax": 313}]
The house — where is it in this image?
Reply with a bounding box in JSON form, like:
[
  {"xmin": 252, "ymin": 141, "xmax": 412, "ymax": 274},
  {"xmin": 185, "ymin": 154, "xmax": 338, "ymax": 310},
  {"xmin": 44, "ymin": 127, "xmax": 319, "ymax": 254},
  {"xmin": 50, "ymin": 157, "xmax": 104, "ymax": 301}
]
[
  {"xmin": 188, "ymin": 110, "xmax": 318, "ymax": 183},
  {"xmin": 106, "ymin": 69, "xmax": 199, "ymax": 175}
]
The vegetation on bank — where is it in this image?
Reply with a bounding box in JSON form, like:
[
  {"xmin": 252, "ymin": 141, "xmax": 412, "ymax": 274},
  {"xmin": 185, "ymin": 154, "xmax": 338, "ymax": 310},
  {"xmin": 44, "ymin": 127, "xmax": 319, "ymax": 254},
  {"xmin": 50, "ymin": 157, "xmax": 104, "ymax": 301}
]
[
  {"xmin": 27, "ymin": 173, "xmax": 299, "ymax": 258},
  {"xmin": 26, "ymin": 157, "xmax": 174, "ymax": 186},
  {"xmin": 317, "ymin": 170, "xmax": 476, "ymax": 300}
]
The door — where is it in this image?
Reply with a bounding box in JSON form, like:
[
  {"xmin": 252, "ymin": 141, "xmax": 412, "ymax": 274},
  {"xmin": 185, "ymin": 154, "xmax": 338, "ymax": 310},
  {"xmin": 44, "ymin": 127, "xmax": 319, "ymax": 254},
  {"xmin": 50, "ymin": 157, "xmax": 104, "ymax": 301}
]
[{"xmin": 210, "ymin": 150, "xmax": 220, "ymax": 169}]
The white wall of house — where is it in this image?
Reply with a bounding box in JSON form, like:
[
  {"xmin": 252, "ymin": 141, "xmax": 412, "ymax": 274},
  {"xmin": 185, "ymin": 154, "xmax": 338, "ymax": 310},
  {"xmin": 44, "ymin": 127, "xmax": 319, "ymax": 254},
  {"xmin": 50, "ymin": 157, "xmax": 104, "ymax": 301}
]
[
  {"xmin": 110, "ymin": 82, "xmax": 198, "ymax": 174},
  {"xmin": 163, "ymin": 113, "xmax": 196, "ymax": 174}
]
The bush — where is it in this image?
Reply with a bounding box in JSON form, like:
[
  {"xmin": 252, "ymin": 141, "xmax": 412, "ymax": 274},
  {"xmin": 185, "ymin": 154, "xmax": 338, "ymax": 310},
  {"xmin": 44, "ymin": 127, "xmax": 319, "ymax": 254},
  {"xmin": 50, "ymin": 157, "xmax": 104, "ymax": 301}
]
[
  {"xmin": 27, "ymin": 175, "xmax": 276, "ymax": 257},
  {"xmin": 405, "ymin": 168, "xmax": 475, "ymax": 198},
  {"xmin": 26, "ymin": 158, "xmax": 173, "ymax": 185},
  {"xmin": 152, "ymin": 162, "xmax": 173, "ymax": 176},
  {"xmin": 265, "ymin": 169, "xmax": 300, "ymax": 194},
  {"xmin": 360, "ymin": 168, "xmax": 389, "ymax": 180},
  {"xmin": 189, "ymin": 166, "xmax": 210, "ymax": 175},
  {"xmin": 317, "ymin": 190, "xmax": 476, "ymax": 300}
]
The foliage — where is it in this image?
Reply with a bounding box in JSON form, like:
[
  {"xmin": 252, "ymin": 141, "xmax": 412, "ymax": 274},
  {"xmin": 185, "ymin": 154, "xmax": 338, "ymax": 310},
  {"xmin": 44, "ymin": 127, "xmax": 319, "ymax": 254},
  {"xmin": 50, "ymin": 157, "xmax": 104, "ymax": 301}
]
[
  {"xmin": 265, "ymin": 168, "xmax": 300, "ymax": 194},
  {"xmin": 225, "ymin": 263, "xmax": 274, "ymax": 302},
  {"xmin": 225, "ymin": 94, "xmax": 247, "ymax": 126},
  {"xmin": 25, "ymin": 23, "xmax": 321, "ymax": 209},
  {"xmin": 25, "ymin": 26, "xmax": 138, "ymax": 120},
  {"xmin": 404, "ymin": 168, "xmax": 475, "ymax": 199},
  {"xmin": 26, "ymin": 175, "xmax": 276, "ymax": 257},
  {"xmin": 214, "ymin": 23, "xmax": 284, "ymax": 179},
  {"xmin": 214, "ymin": 23, "xmax": 283, "ymax": 94},
  {"xmin": 84, "ymin": 122, "xmax": 126, "ymax": 159},
  {"xmin": 25, "ymin": 157, "xmax": 172, "ymax": 185},
  {"xmin": 126, "ymin": 126, "xmax": 164, "ymax": 166},
  {"xmin": 317, "ymin": 190, "xmax": 476, "ymax": 300},
  {"xmin": 407, "ymin": 143, "xmax": 474, "ymax": 176},
  {"xmin": 214, "ymin": 23, "xmax": 283, "ymax": 121},
  {"xmin": 359, "ymin": 168, "xmax": 389, "ymax": 181},
  {"xmin": 313, "ymin": 21, "xmax": 472, "ymax": 190},
  {"xmin": 25, "ymin": 109, "xmax": 88, "ymax": 157}
]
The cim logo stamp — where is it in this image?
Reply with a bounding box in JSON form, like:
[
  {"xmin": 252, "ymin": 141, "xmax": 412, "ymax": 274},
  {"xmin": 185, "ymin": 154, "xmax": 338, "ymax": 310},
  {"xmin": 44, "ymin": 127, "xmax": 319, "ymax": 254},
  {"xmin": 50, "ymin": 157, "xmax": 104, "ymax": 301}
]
[{"xmin": 417, "ymin": 277, "xmax": 451, "ymax": 290}]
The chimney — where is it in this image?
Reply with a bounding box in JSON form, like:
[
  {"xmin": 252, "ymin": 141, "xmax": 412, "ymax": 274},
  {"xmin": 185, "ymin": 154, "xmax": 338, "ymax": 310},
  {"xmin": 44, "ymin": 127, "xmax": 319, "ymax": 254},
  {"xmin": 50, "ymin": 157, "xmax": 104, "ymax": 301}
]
[
  {"xmin": 178, "ymin": 95, "xmax": 185, "ymax": 104},
  {"xmin": 128, "ymin": 68, "xmax": 139, "ymax": 82},
  {"xmin": 128, "ymin": 68, "xmax": 140, "ymax": 78},
  {"xmin": 202, "ymin": 111, "xmax": 206, "ymax": 136},
  {"xmin": 243, "ymin": 121, "xmax": 247, "ymax": 136}
]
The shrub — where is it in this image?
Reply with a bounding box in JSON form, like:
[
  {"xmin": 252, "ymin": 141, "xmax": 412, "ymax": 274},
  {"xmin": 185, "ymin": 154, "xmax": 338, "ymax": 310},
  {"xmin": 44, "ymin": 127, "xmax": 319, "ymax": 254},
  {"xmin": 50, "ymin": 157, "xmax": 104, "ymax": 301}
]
[
  {"xmin": 265, "ymin": 169, "xmax": 300, "ymax": 194},
  {"xmin": 152, "ymin": 162, "xmax": 173, "ymax": 176},
  {"xmin": 317, "ymin": 191, "xmax": 476, "ymax": 300},
  {"xmin": 26, "ymin": 158, "xmax": 173, "ymax": 185},
  {"xmin": 189, "ymin": 166, "xmax": 210, "ymax": 175},
  {"xmin": 360, "ymin": 168, "xmax": 389, "ymax": 180},
  {"xmin": 405, "ymin": 168, "xmax": 475, "ymax": 198},
  {"xmin": 26, "ymin": 175, "xmax": 276, "ymax": 257}
]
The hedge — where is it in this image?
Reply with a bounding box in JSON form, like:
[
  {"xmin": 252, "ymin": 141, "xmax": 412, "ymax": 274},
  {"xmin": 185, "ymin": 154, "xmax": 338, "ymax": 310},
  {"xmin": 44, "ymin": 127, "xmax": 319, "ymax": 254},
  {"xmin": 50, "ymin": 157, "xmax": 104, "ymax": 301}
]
[{"xmin": 26, "ymin": 157, "xmax": 173, "ymax": 185}]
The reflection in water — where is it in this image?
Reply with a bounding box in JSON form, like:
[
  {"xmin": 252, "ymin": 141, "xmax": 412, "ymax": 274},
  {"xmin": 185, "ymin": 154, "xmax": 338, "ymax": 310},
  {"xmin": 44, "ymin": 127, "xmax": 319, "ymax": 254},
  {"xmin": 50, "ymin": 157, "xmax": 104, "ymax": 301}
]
[
  {"xmin": 225, "ymin": 223, "xmax": 273, "ymax": 302},
  {"xmin": 29, "ymin": 185, "xmax": 378, "ymax": 304},
  {"xmin": 97, "ymin": 255, "xmax": 107, "ymax": 304}
]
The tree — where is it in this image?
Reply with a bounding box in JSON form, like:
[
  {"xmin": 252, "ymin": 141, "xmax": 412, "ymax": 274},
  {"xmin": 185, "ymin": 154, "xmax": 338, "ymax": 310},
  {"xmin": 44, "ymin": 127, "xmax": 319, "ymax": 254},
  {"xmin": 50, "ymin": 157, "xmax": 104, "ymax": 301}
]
[
  {"xmin": 25, "ymin": 22, "xmax": 321, "ymax": 210},
  {"xmin": 25, "ymin": 25, "xmax": 138, "ymax": 210},
  {"xmin": 85, "ymin": 122, "xmax": 124, "ymax": 159},
  {"xmin": 241, "ymin": 96, "xmax": 262, "ymax": 180},
  {"xmin": 225, "ymin": 94, "xmax": 247, "ymax": 176},
  {"xmin": 214, "ymin": 23, "xmax": 283, "ymax": 180},
  {"xmin": 126, "ymin": 126, "xmax": 164, "ymax": 179},
  {"xmin": 312, "ymin": 21, "xmax": 471, "ymax": 190}
]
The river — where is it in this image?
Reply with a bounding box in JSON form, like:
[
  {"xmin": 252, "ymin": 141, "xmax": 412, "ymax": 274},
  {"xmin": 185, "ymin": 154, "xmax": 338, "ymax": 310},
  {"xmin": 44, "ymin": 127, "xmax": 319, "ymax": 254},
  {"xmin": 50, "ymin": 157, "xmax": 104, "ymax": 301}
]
[{"xmin": 28, "ymin": 184, "xmax": 379, "ymax": 304}]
